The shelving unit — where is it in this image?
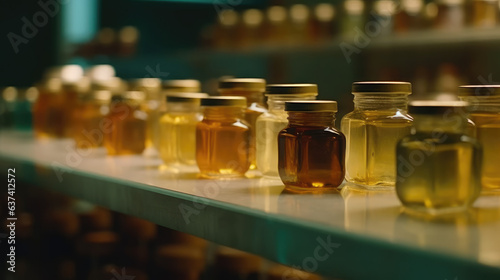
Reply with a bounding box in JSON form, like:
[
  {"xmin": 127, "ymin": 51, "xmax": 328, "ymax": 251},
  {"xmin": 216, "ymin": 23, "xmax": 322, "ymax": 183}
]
[{"xmin": 1, "ymin": 130, "xmax": 500, "ymax": 280}]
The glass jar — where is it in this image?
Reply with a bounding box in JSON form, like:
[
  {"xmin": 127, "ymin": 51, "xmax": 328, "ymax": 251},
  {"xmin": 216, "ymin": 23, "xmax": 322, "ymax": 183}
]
[
  {"xmin": 434, "ymin": 0, "xmax": 465, "ymax": 30},
  {"xmin": 218, "ymin": 78, "xmax": 267, "ymax": 170},
  {"xmin": 61, "ymin": 77, "xmax": 90, "ymax": 137},
  {"xmin": 396, "ymin": 101, "xmax": 482, "ymax": 214},
  {"xmin": 341, "ymin": 81, "xmax": 413, "ymax": 189},
  {"xmin": 394, "ymin": 0, "xmax": 424, "ymax": 32},
  {"xmin": 129, "ymin": 78, "xmax": 162, "ymax": 154},
  {"xmin": 458, "ymin": 85, "xmax": 500, "ymax": 190},
  {"xmin": 196, "ymin": 96, "xmax": 250, "ymax": 179},
  {"xmin": 278, "ymin": 100, "xmax": 345, "ymax": 190},
  {"xmin": 104, "ymin": 91, "xmax": 147, "ymax": 155},
  {"xmin": 72, "ymin": 90, "xmax": 111, "ymax": 149},
  {"xmin": 33, "ymin": 78, "xmax": 65, "ymax": 138},
  {"xmin": 470, "ymin": 0, "xmax": 498, "ymax": 28},
  {"xmin": 256, "ymin": 84, "xmax": 318, "ymax": 177},
  {"xmin": 158, "ymin": 92, "xmax": 208, "ymax": 166}
]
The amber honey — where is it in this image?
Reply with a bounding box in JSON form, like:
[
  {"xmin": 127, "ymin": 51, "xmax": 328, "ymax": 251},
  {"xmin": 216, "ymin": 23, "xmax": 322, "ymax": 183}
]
[
  {"xmin": 196, "ymin": 97, "xmax": 250, "ymax": 178},
  {"xmin": 278, "ymin": 101, "xmax": 345, "ymax": 190},
  {"xmin": 72, "ymin": 91, "xmax": 111, "ymax": 149},
  {"xmin": 33, "ymin": 78, "xmax": 65, "ymax": 138},
  {"xmin": 104, "ymin": 91, "xmax": 147, "ymax": 155},
  {"xmin": 219, "ymin": 78, "xmax": 267, "ymax": 170}
]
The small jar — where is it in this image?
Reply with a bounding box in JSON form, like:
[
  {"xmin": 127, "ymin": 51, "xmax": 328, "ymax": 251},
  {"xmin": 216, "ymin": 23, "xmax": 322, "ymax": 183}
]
[
  {"xmin": 0, "ymin": 87, "xmax": 17, "ymax": 129},
  {"xmin": 341, "ymin": 81, "xmax": 413, "ymax": 189},
  {"xmin": 396, "ymin": 101, "xmax": 482, "ymax": 214},
  {"xmin": 158, "ymin": 92, "xmax": 208, "ymax": 166},
  {"xmin": 104, "ymin": 91, "xmax": 147, "ymax": 155},
  {"xmin": 61, "ymin": 77, "xmax": 90, "ymax": 137},
  {"xmin": 256, "ymin": 84, "xmax": 318, "ymax": 177},
  {"xmin": 33, "ymin": 78, "xmax": 65, "ymax": 138},
  {"xmin": 470, "ymin": 0, "xmax": 498, "ymax": 28},
  {"xmin": 196, "ymin": 96, "xmax": 250, "ymax": 179},
  {"xmin": 129, "ymin": 78, "xmax": 162, "ymax": 153},
  {"xmin": 342, "ymin": 0, "xmax": 365, "ymax": 38},
  {"xmin": 218, "ymin": 78, "xmax": 267, "ymax": 170},
  {"xmin": 434, "ymin": 0, "xmax": 465, "ymax": 30},
  {"xmin": 72, "ymin": 90, "xmax": 112, "ymax": 149},
  {"xmin": 394, "ymin": 0, "xmax": 425, "ymax": 32},
  {"xmin": 458, "ymin": 85, "xmax": 500, "ymax": 190},
  {"xmin": 278, "ymin": 101, "xmax": 345, "ymax": 190}
]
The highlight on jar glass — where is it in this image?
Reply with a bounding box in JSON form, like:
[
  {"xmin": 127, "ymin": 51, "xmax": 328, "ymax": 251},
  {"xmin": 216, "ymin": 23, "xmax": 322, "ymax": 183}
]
[
  {"xmin": 341, "ymin": 81, "xmax": 413, "ymax": 189},
  {"xmin": 196, "ymin": 96, "xmax": 251, "ymax": 179},
  {"xmin": 218, "ymin": 78, "xmax": 267, "ymax": 171},
  {"xmin": 104, "ymin": 91, "xmax": 148, "ymax": 155},
  {"xmin": 396, "ymin": 101, "xmax": 482, "ymax": 214},
  {"xmin": 458, "ymin": 85, "xmax": 500, "ymax": 190},
  {"xmin": 278, "ymin": 100, "xmax": 345, "ymax": 191},
  {"xmin": 256, "ymin": 84, "xmax": 318, "ymax": 178},
  {"xmin": 72, "ymin": 90, "xmax": 112, "ymax": 149},
  {"xmin": 129, "ymin": 78, "xmax": 162, "ymax": 154},
  {"xmin": 158, "ymin": 92, "xmax": 208, "ymax": 166}
]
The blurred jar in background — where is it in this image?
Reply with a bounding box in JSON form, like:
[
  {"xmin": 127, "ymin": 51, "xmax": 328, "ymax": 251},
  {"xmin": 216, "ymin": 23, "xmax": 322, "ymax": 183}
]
[
  {"xmin": 158, "ymin": 92, "xmax": 208, "ymax": 166},
  {"xmin": 118, "ymin": 26, "xmax": 139, "ymax": 57},
  {"xmin": 218, "ymin": 78, "xmax": 267, "ymax": 171},
  {"xmin": 154, "ymin": 245, "xmax": 206, "ymax": 280},
  {"xmin": 240, "ymin": 9, "xmax": 265, "ymax": 48},
  {"xmin": 15, "ymin": 87, "xmax": 39, "ymax": 130},
  {"xmin": 312, "ymin": 3, "xmax": 337, "ymax": 42},
  {"xmin": 394, "ymin": 0, "xmax": 425, "ymax": 32},
  {"xmin": 371, "ymin": 0, "xmax": 397, "ymax": 36},
  {"xmin": 129, "ymin": 78, "xmax": 162, "ymax": 155},
  {"xmin": 85, "ymin": 64, "xmax": 116, "ymax": 83},
  {"xmin": 214, "ymin": 9, "xmax": 240, "ymax": 49},
  {"xmin": 289, "ymin": 4, "xmax": 313, "ymax": 45},
  {"xmin": 263, "ymin": 6, "xmax": 288, "ymax": 45},
  {"xmin": 434, "ymin": 0, "xmax": 465, "ymax": 30},
  {"xmin": 104, "ymin": 91, "xmax": 147, "ymax": 155},
  {"xmin": 61, "ymin": 77, "xmax": 90, "ymax": 137},
  {"xmin": 72, "ymin": 90, "xmax": 112, "ymax": 149},
  {"xmin": 470, "ymin": 0, "xmax": 498, "ymax": 28},
  {"xmin": 342, "ymin": 0, "xmax": 366, "ymax": 38},
  {"xmin": 214, "ymin": 247, "xmax": 262, "ymax": 280},
  {"xmin": 33, "ymin": 78, "xmax": 65, "ymax": 138},
  {"xmin": 0, "ymin": 87, "xmax": 17, "ymax": 129}
]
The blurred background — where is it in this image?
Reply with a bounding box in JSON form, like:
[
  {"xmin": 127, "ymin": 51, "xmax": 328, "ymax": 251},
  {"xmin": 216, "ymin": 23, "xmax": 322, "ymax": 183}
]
[{"xmin": 2, "ymin": 0, "xmax": 500, "ymax": 117}]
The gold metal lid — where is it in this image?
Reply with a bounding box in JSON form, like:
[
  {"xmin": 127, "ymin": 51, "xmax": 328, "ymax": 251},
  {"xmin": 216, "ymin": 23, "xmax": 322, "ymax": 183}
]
[
  {"xmin": 39, "ymin": 78, "xmax": 63, "ymax": 94},
  {"xmin": 63, "ymin": 77, "xmax": 90, "ymax": 93},
  {"xmin": 129, "ymin": 78, "xmax": 161, "ymax": 90},
  {"xmin": 285, "ymin": 100, "xmax": 338, "ymax": 112},
  {"xmin": 163, "ymin": 79, "xmax": 201, "ymax": 92},
  {"xmin": 111, "ymin": 91, "xmax": 146, "ymax": 102},
  {"xmin": 92, "ymin": 77, "xmax": 126, "ymax": 93},
  {"xmin": 458, "ymin": 85, "xmax": 500, "ymax": 96},
  {"xmin": 166, "ymin": 92, "xmax": 209, "ymax": 103},
  {"xmin": 409, "ymin": 100, "xmax": 470, "ymax": 114},
  {"xmin": 265, "ymin": 84, "xmax": 318, "ymax": 95},
  {"xmin": 219, "ymin": 78, "xmax": 266, "ymax": 90},
  {"xmin": 2, "ymin": 87, "xmax": 17, "ymax": 102},
  {"xmin": 83, "ymin": 90, "xmax": 112, "ymax": 103},
  {"xmin": 201, "ymin": 96, "xmax": 247, "ymax": 107},
  {"xmin": 352, "ymin": 81, "xmax": 412, "ymax": 94}
]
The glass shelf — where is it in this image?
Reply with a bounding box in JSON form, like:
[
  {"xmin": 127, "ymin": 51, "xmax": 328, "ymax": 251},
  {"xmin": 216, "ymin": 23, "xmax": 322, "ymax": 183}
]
[{"xmin": 1, "ymin": 130, "xmax": 499, "ymax": 280}]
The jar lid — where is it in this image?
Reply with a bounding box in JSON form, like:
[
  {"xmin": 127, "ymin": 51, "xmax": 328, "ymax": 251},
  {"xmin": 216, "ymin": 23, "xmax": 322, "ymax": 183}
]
[
  {"xmin": 408, "ymin": 100, "xmax": 469, "ymax": 114},
  {"xmin": 130, "ymin": 78, "xmax": 161, "ymax": 90},
  {"xmin": 163, "ymin": 79, "xmax": 201, "ymax": 92},
  {"xmin": 111, "ymin": 91, "xmax": 146, "ymax": 102},
  {"xmin": 166, "ymin": 92, "xmax": 209, "ymax": 103},
  {"xmin": 92, "ymin": 77, "xmax": 126, "ymax": 93},
  {"xmin": 40, "ymin": 78, "xmax": 63, "ymax": 94},
  {"xmin": 63, "ymin": 77, "xmax": 90, "ymax": 93},
  {"xmin": 458, "ymin": 85, "xmax": 500, "ymax": 96},
  {"xmin": 285, "ymin": 100, "xmax": 337, "ymax": 112},
  {"xmin": 201, "ymin": 96, "xmax": 247, "ymax": 107},
  {"xmin": 2, "ymin": 87, "xmax": 17, "ymax": 102},
  {"xmin": 83, "ymin": 90, "xmax": 112, "ymax": 102},
  {"xmin": 265, "ymin": 84, "xmax": 318, "ymax": 95},
  {"xmin": 219, "ymin": 78, "xmax": 266, "ymax": 90},
  {"xmin": 352, "ymin": 81, "xmax": 412, "ymax": 93}
]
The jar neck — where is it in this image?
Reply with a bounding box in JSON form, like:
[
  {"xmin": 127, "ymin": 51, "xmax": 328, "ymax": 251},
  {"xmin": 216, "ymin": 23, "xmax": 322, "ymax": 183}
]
[
  {"xmin": 166, "ymin": 102, "xmax": 200, "ymax": 113},
  {"xmin": 459, "ymin": 96, "xmax": 500, "ymax": 113},
  {"xmin": 203, "ymin": 106, "xmax": 245, "ymax": 121},
  {"xmin": 413, "ymin": 114, "xmax": 469, "ymax": 134},
  {"xmin": 287, "ymin": 111, "xmax": 336, "ymax": 127},
  {"xmin": 354, "ymin": 93, "xmax": 409, "ymax": 111},
  {"xmin": 268, "ymin": 95, "xmax": 317, "ymax": 112}
]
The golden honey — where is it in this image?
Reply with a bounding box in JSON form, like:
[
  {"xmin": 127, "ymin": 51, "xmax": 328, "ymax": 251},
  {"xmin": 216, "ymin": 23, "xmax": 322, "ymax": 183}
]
[
  {"xmin": 218, "ymin": 78, "xmax": 267, "ymax": 170},
  {"xmin": 458, "ymin": 85, "xmax": 500, "ymax": 189},
  {"xmin": 72, "ymin": 91, "xmax": 111, "ymax": 149},
  {"xmin": 158, "ymin": 93, "xmax": 208, "ymax": 166},
  {"xmin": 396, "ymin": 101, "xmax": 481, "ymax": 214},
  {"xmin": 341, "ymin": 81, "xmax": 413, "ymax": 188},
  {"xmin": 104, "ymin": 91, "xmax": 147, "ymax": 155},
  {"xmin": 196, "ymin": 96, "xmax": 250, "ymax": 178}
]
